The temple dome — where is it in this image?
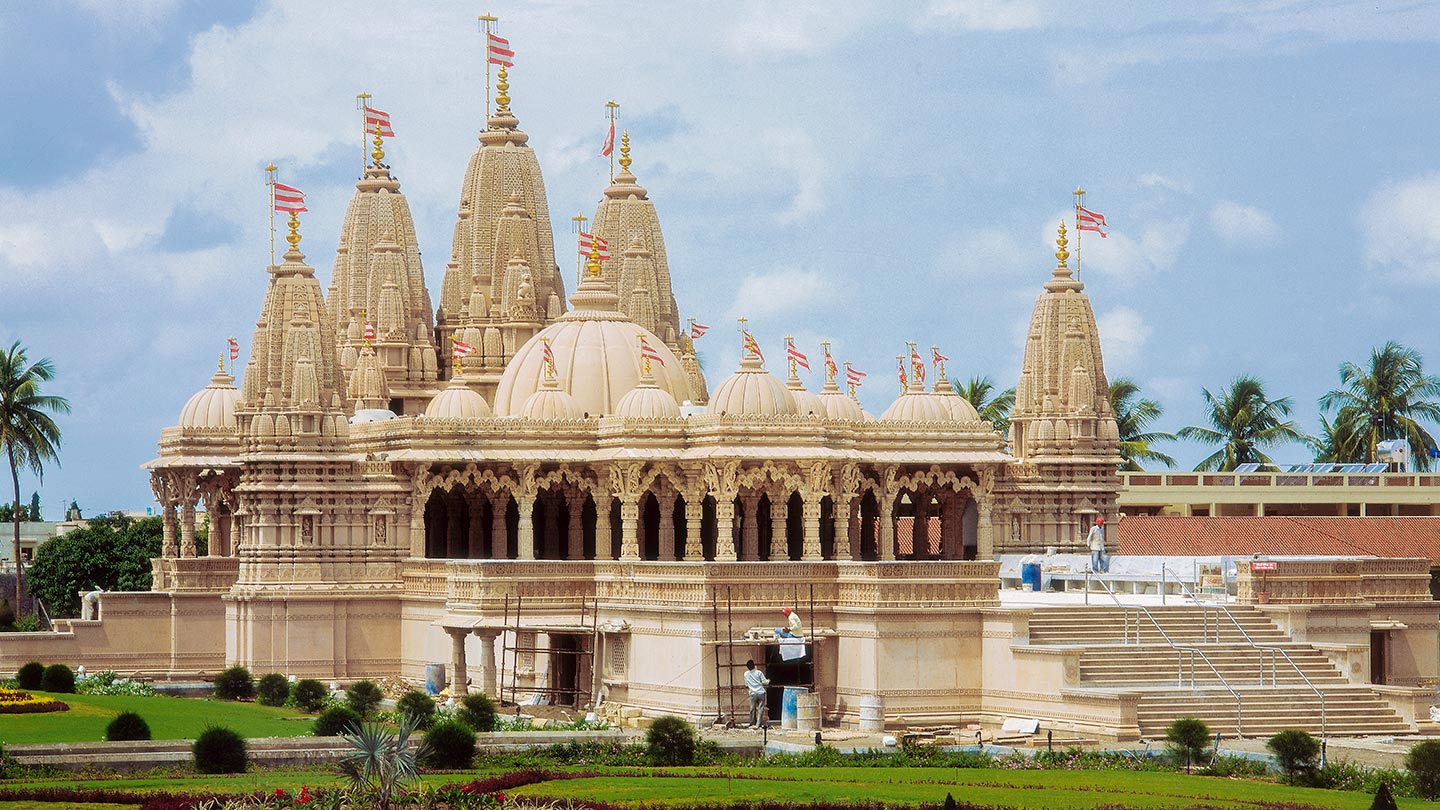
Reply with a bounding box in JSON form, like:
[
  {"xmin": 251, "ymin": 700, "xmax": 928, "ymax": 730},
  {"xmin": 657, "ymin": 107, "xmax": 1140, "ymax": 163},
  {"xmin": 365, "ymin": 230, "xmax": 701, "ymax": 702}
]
[
  {"xmin": 786, "ymin": 374, "xmax": 825, "ymax": 418},
  {"xmin": 615, "ymin": 372, "xmax": 681, "ymax": 420},
  {"xmin": 880, "ymin": 389, "xmax": 955, "ymax": 422},
  {"xmin": 179, "ymin": 363, "xmax": 240, "ymax": 429},
  {"xmin": 425, "ymin": 372, "xmax": 492, "ymax": 419},
  {"xmin": 708, "ymin": 355, "xmax": 797, "ymax": 417},
  {"xmin": 933, "ymin": 376, "xmax": 982, "ymax": 422},
  {"xmin": 815, "ymin": 379, "xmax": 865, "ymax": 421},
  {"xmin": 492, "ymin": 271, "xmax": 690, "ymax": 417},
  {"xmin": 519, "ymin": 376, "xmax": 582, "ymax": 420}
]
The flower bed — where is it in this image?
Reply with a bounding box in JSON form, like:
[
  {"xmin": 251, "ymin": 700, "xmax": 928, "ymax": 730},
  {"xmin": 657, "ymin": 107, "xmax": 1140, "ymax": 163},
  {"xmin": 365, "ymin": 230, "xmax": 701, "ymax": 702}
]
[{"xmin": 0, "ymin": 686, "xmax": 69, "ymax": 714}]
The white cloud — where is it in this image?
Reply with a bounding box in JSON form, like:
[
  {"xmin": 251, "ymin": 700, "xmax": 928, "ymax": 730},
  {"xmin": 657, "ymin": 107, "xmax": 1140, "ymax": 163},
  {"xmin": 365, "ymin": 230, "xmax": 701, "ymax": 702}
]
[
  {"xmin": 937, "ymin": 227, "xmax": 1032, "ymax": 278},
  {"xmin": 1209, "ymin": 200, "xmax": 1280, "ymax": 247},
  {"xmin": 1096, "ymin": 306, "xmax": 1152, "ymax": 371},
  {"xmin": 1137, "ymin": 173, "xmax": 1193, "ymax": 195},
  {"xmin": 1043, "ymin": 211, "xmax": 1188, "ymax": 284},
  {"xmin": 729, "ymin": 267, "xmax": 839, "ymax": 319},
  {"xmin": 758, "ymin": 129, "xmax": 829, "ymax": 225},
  {"xmin": 919, "ymin": 0, "xmax": 1043, "ymax": 31},
  {"xmin": 1360, "ymin": 171, "xmax": 1440, "ymax": 282}
]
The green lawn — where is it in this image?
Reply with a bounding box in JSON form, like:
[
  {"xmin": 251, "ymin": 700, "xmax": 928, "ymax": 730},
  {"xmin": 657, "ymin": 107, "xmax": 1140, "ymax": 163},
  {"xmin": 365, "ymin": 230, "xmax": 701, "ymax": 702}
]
[{"xmin": 0, "ymin": 692, "xmax": 313, "ymax": 744}]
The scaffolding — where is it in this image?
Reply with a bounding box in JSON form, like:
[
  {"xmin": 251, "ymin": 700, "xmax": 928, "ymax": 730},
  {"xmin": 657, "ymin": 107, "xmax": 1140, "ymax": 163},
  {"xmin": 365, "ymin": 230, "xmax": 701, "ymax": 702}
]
[
  {"xmin": 499, "ymin": 594, "xmax": 598, "ymax": 708},
  {"xmin": 707, "ymin": 582, "xmax": 825, "ymax": 726}
]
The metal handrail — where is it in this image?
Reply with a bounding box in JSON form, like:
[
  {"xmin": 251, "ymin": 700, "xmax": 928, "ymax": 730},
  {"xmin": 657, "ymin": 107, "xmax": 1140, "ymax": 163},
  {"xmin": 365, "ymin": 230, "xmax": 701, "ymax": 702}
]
[
  {"xmin": 1163, "ymin": 566, "xmax": 1327, "ymax": 744},
  {"xmin": 1089, "ymin": 576, "xmax": 1245, "ymax": 735}
]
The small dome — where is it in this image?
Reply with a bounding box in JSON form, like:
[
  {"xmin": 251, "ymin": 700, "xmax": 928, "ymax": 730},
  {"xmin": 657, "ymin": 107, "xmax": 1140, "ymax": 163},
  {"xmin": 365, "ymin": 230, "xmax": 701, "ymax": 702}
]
[
  {"xmin": 707, "ymin": 354, "xmax": 797, "ymax": 417},
  {"xmin": 519, "ymin": 377, "xmax": 583, "ymax": 420},
  {"xmin": 425, "ymin": 373, "xmax": 493, "ymax": 419},
  {"xmin": 786, "ymin": 374, "xmax": 825, "ymax": 418},
  {"xmin": 616, "ymin": 375, "xmax": 681, "ymax": 419},
  {"xmin": 880, "ymin": 389, "xmax": 955, "ymax": 422},
  {"xmin": 179, "ymin": 363, "xmax": 240, "ymax": 429},
  {"xmin": 815, "ymin": 379, "xmax": 865, "ymax": 421},
  {"xmin": 933, "ymin": 376, "xmax": 982, "ymax": 422}
]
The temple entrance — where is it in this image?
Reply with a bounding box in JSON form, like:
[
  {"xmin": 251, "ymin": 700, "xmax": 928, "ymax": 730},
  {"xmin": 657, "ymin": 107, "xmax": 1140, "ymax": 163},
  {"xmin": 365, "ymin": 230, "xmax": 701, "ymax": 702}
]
[
  {"xmin": 1371, "ymin": 630, "xmax": 1388, "ymax": 685},
  {"xmin": 550, "ymin": 634, "xmax": 582, "ymax": 706},
  {"xmin": 762, "ymin": 641, "xmax": 813, "ymax": 723}
]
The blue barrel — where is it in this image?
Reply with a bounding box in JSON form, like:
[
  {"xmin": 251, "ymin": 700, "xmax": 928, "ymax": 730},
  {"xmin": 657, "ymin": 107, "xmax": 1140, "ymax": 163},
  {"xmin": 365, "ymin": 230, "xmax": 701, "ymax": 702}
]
[
  {"xmin": 424, "ymin": 663, "xmax": 447, "ymax": 695},
  {"xmin": 781, "ymin": 686, "xmax": 809, "ymax": 729},
  {"xmin": 1021, "ymin": 562, "xmax": 1042, "ymax": 591}
]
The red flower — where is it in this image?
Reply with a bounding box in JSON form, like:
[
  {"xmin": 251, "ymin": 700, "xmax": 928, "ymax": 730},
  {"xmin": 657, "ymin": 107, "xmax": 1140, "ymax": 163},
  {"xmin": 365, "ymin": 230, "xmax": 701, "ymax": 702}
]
[
  {"xmin": 275, "ymin": 788, "xmax": 287, "ymax": 798},
  {"xmin": 496, "ymin": 793, "xmax": 506, "ymax": 802},
  {"xmin": 461, "ymin": 784, "xmax": 476, "ymax": 794}
]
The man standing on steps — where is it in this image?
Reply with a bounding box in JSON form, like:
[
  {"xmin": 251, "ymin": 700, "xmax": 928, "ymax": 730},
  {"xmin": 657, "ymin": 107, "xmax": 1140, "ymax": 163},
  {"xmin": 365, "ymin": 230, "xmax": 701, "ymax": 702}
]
[
  {"xmin": 744, "ymin": 659, "xmax": 770, "ymax": 728},
  {"xmin": 1087, "ymin": 515, "xmax": 1109, "ymax": 574}
]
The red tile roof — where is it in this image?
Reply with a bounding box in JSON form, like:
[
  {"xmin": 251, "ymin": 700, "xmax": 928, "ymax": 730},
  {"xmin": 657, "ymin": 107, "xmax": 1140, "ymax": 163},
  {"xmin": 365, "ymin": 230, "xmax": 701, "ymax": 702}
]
[{"xmin": 1117, "ymin": 515, "xmax": 1440, "ymax": 565}]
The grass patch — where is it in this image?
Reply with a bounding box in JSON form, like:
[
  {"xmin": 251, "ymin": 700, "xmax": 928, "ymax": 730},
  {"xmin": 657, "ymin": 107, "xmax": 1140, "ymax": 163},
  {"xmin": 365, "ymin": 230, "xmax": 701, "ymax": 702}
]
[{"xmin": 0, "ymin": 692, "xmax": 311, "ymax": 745}]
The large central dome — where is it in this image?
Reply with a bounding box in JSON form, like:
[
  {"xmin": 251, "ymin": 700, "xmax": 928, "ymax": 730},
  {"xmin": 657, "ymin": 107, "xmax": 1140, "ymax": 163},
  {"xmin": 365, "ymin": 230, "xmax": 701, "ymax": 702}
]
[{"xmin": 491, "ymin": 267, "xmax": 692, "ymax": 417}]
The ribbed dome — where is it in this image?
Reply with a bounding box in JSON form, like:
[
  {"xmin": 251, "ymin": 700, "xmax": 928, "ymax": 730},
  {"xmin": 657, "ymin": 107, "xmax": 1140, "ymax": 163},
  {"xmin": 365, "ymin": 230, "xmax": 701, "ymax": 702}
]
[
  {"xmin": 492, "ymin": 271, "xmax": 690, "ymax": 417},
  {"xmin": 425, "ymin": 372, "xmax": 492, "ymax": 419},
  {"xmin": 615, "ymin": 373, "xmax": 681, "ymax": 420},
  {"xmin": 179, "ymin": 363, "xmax": 240, "ymax": 429},
  {"xmin": 785, "ymin": 374, "xmax": 825, "ymax": 417},
  {"xmin": 880, "ymin": 390, "xmax": 956, "ymax": 422},
  {"xmin": 815, "ymin": 379, "xmax": 865, "ymax": 421},
  {"xmin": 933, "ymin": 376, "xmax": 982, "ymax": 422},
  {"xmin": 708, "ymin": 355, "xmax": 797, "ymax": 417},
  {"xmin": 519, "ymin": 376, "xmax": 583, "ymax": 420}
]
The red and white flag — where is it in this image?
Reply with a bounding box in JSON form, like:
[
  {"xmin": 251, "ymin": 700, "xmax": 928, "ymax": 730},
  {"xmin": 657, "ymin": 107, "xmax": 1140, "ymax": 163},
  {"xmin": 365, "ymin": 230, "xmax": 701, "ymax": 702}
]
[
  {"xmin": 487, "ymin": 33, "xmax": 514, "ymax": 67},
  {"xmin": 272, "ymin": 182, "xmax": 306, "ymax": 213},
  {"xmin": 1077, "ymin": 205, "xmax": 1108, "ymax": 238},
  {"xmin": 741, "ymin": 330, "xmax": 765, "ymax": 363},
  {"xmin": 786, "ymin": 338, "xmax": 810, "ymax": 371},
  {"xmin": 910, "ymin": 347, "xmax": 927, "ymax": 384},
  {"xmin": 898, "ymin": 358, "xmax": 907, "ymax": 387},
  {"xmin": 542, "ymin": 340, "xmax": 556, "ymax": 373},
  {"xmin": 363, "ymin": 106, "xmax": 394, "ymax": 138},
  {"xmin": 932, "ymin": 346, "xmax": 950, "ymax": 364},
  {"xmin": 640, "ymin": 337, "xmax": 665, "ymax": 367},
  {"xmin": 578, "ymin": 232, "xmax": 610, "ymax": 261},
  {"xmin": 452, "ymin": 338, "xmax": 475, "ymax": 360},
  {"xmin": 845, "ymin": 366, "xmax": 867, "ymax": 386},
  {"xmin": 600, "ymin": 119, "xmax": 615, "ymax": 158},
  {"xmin": 228, "ymin": 337, "xmax": 239, "ymax": 361},
  {"xmin": 363, "ymin": 322, "xmax": 376, "ymax": 341},
  {"xmin": 690, "ymin": 322, "xmax": 710, "ymax": 340},
  {"xmin": 823, "ymin": 346, "xmax": 838, "ymax": 379}
]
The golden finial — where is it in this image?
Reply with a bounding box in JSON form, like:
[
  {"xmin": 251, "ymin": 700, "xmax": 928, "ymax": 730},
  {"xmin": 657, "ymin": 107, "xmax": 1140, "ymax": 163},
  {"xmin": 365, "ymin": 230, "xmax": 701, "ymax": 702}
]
[
  {"xmin": 371, "ymin": 122, "xmax": 385, "ymax": 165},
  {"xmin": 1055, "ymin": 220, "xmax": 1070, "ymax": 267},
  {"xmin": 286, "ymin": 210, "xmax": 302, "ymax": 251},
  {"xmin": 618, "ymin": 130, "xmax": 631, "ymax": 172},
  {"xmin": 542, "ymin": 337, "xmax": 556, "ymax": 379},
  {"xmin": 495, "ymin": 66, "xmax": 510, "ymax": 112},
  {"xmin": 583, "ymin": 242, "xmax": 603, "ymax": 279}
]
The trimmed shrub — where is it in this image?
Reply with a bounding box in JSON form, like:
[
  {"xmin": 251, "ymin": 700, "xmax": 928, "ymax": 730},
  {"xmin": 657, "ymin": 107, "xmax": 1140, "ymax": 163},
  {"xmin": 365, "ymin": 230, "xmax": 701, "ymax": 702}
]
[
  {"xmin": 1372, "ymin": 781, "xmax": 1399, "ymax": 810},
  {"xmin": 1164, "ymin": 717, "xmax": 1211, "ymax": 774},
  {"xmin": 1408, "ymin": 740, "xmax": 1440, "ymax": 800},
  {"xmin": 40, "ymin": 664, "xmax": 75, "ymax": 694},
  {"xmin": 256, "ymin": 673, "xmax": 290, "ymax": 707},
  {"xmin": 397, "ymin": 690, "xmax": 437, "ymax": 730},
  {"xmin": 458, "ymin": 692, "xmax": 498, "ymax": 732},
  {"xmin": 346, "ymin": 680, "xmax": 383, "ymax": 717},
  {"xmin": 313, "ymin": 705, "xmax": 362, "ymax": 737},
  {"xmin": 424, "ymin": 718, "xmax": 478, "ymax": 769},
  {"xmin": 291, "ymin": 678, "xmax": 328, "ymax": 713},
  {"xmin": 192, "ymin": 726, "xmax": 247, "ymax": 774},
  {"xmin": 1267, "ymin": 729, "xmax": 1321, "ymax": 785},
  {"xmin": 15, "ymin": 661, "xmax": 44, "ymax": 690},
  {"xmin": 106, "ymin": 711, "xmax": 151, "ymax": 741},
  {"xmin": 212, "ymin": 666, "xmax": 254, "ymax": 701},
  {"xmin": 645, "ymin": 714, "xmax": 698, "ymax": 766}
]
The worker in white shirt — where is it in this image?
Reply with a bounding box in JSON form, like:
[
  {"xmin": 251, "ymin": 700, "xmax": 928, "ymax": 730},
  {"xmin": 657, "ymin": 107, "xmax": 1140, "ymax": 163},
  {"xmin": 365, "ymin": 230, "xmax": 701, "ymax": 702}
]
[
  {"xmin": 777, "ymin": 606, "xmax": 803, "ymax": 638},
  {"xmin": 743, "ymin": 659, "xmax": 770, "ymax": 727},
  {"xmin": 1086, "ymin": 515, "xmax": 1109, "ymax": 573}
]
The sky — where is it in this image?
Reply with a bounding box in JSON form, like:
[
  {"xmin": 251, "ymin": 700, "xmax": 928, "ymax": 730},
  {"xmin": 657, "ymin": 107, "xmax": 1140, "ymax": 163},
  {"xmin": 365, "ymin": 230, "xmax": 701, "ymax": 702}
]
[{"xmin": 3, "ymin": 1, "xmax": 1440, "ymax": 517}]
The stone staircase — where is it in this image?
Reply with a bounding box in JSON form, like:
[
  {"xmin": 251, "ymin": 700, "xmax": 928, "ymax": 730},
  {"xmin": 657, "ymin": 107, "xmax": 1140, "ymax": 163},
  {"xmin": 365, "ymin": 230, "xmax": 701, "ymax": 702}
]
[{"xmin": 1026, "ymin": 605, "xmax": 1411, "ymax": 738}]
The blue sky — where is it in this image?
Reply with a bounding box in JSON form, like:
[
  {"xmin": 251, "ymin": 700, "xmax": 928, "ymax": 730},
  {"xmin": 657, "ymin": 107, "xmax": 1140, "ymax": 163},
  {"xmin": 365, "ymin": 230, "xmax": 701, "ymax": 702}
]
[{"xmin": 3, "ymin": 1, "xmax": 1440, "ymax": 517}]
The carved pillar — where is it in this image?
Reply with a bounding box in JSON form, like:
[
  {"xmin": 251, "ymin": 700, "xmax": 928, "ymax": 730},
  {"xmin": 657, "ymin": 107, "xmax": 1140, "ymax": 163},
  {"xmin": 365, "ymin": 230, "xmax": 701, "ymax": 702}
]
[
  {"xmin": 768, "ymin": 493, "xmax": 788, "ymax": 562},
  {"xmin": 715, "ymin": 497, "xmax": 737, "ymax": 561},
  {"xmin": 619, "ymin": 496, "xmax": 641, "ymax": 561},
  {"xmin": 740, "ymin": 493, "xmax": 760, "ymax": 561},
  {"xmin": 409, "ymin": 494, "xmax": 427, "ymax": 557},
  {"xmin": 567, "ymin": 491, "xmax": 585, "ymax": 561},
  {"xmin": 879, "ymin": 493, "xmax": 896, "ymax": 561},
  {"xmin": 978, "ymin": 500, "xmax": 995, "ymax": 561},
  {"xmin": 542, "ymin": 495, "xmax": 561, "ymax": 560},
  {"xmin": 467, "ymin": 492, "xmax": 485, "ymax": 559},
  {"xmin": 847, "ymin": 501, "xmax": 861, "ymax": 561},
  {"xmin": 162, "ymin": 504, "xmax": 178, "ymax": 558},
  {"xmin": 913, "ymin": 492, "xmax": 932, "ymax": 559},
  {"xmin": 516, "ymin": 494, "xmax": 536, "ymax": 561},
  {"xmin": 683, "ymin": 496, "xmax": 704, "ymax": 560},
  {"xmin": 593, "ymin": 493, "xmax": 614, "ymax": 560},
  {"xmin": 448, "ymin": 629, "xmax": 469, "ymax": 696},
  {"xmin": 180, "ymin": 501, "xmax": 197, "ymax": 558},
  {"xmin": 472, "ymin": 629, "xmax": 501, "ymax": 696},
  {"xmin": 802, "ymin": 495, "xmax": 823, "ymax": 561},
  {"xmin": 489, "ymin": 493, "xmax": 508, "ymax": 559},
  {"xmin": 658, "ymin": 492, "xmax": 677, "ymax": 562}
]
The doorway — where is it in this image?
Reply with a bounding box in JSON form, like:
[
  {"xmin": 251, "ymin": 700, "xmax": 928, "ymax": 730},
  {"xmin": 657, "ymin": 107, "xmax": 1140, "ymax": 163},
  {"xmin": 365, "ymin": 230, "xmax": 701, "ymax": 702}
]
[
  {"xmin": 1370, "ymin": 630, "xmax": 1388, "ymax": 685},
  {"xmin": 551, "ymin": 634, "xmax": 581, "ymax": 706}
]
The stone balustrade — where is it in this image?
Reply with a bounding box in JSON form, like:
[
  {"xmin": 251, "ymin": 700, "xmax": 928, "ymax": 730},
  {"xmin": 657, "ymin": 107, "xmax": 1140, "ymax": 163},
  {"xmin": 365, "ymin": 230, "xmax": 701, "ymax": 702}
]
[
  {"xmin": 1237, "ymin": 558, "xmax": 1432, "ymax": 604},
  {"xmin": 150, "ymin": 556, "xmax": 241, "ymax": 593}
]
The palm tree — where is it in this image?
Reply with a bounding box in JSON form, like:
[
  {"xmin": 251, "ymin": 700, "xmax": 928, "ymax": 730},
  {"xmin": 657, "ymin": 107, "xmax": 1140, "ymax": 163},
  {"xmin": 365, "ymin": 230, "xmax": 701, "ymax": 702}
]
[
  {"xmin": 1319, "ymin": 342, "xmax": 1440, "ymax": 470},
  {"xmin": 0, "ymin": 342, "xmax": 70, "ymax": 615},
  {"xmin": 958, "ymin": 376, "xmax": 1016, "ymax": 436},
  {"xmin": 1108, "ymin": 377, "xmax": 1177, "ymax": 470},
  {"xmin": 1311, "ymin": 409, "xmax": 1366, "ymax": 464},
  {"xmin": 1177, "ymin": 375, "xmax": 1310, "ymax": 471}
]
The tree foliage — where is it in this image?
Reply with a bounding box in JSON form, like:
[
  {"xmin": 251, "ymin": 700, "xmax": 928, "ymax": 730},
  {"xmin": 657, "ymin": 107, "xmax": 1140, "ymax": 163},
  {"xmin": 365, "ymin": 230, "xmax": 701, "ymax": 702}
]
[
  {"xmin": 1164, "ymin": 717, "xmax": 1211, "ymax": 773},
  {"xmin": 958, "ymin": 376, "xmax": 1016, "ymax": 436},
  {"xmin": 1109, "ymin": 377, "xmax": 1177, "ymax": 471},
  {"xmin": 1407, "ymin": 740, "xmax": 1440, "ymax": 800},
  {"xmin": 1178, "ymin": 376, "xmax": 1311, "ymax": 471},
  {"xmin": 27, "ymin": 513, "xmax": 161, "ymax": 617},
  {"xmin": 1266, "ymin": 729, "xmax": 1321, "ymax": 785},
  {"xmin": 1320, "ymin": 342, "xmax": 1440, "ymax": 470}
]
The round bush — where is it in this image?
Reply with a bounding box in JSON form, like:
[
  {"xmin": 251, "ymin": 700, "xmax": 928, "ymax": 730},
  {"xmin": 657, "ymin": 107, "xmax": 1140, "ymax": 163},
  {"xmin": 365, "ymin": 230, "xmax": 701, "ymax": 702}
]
[
  {"xmin": 313, "ymin": 705, "xmax": 362, "ymax": 737},
  {"xmin": 424, "ymin": 718, "xmax": 477, "ymax": 769},
  {"xmin": 40, "ymin": 664, "xmax": 75, "ymax": 694},
  {"xmin": 106, "ymin": 710, "xmax": 152, "ymax": 741},
  {"xmin": 256, "ymin": 673, "xmax": 290, "ymax": 707},
  {"xmin": 291, "ymin": 678, "xmax": 328, "ymax": 713},
  {"xmin": 458, "ymin": 692, "xmax": 497, "ymax": 732},
  {"xmin": 645, "ymin": 714, "xmax": 698, "ymax": 766},
  {"xmin": 212, "ymin": 666, "xmax": 255, "ymax": 701},
  {"xmin": 1165, "ymin": 717, "xmax": 1211, "ymax": 773},
  {"xmin": 193, "ymin": 726, "xmax": 247, "ymax": 774},
  {"xmin": 15, "ymin": 661, "xmax": 44, "ymax": 690},
  {"xmin": 1408, "ymin": 740, "xmax": 1440, "ymax": 800},
  {"xmin": 397, "ymin": 690, "xmax": 436, "ymax": 730},
  {"xmin": 1267, "ymin": 729, "xmax": 1321, "ymax": 785},
  {"xmin": 346, "ymin": 680, "xmax": 383, "ymax": 717}
]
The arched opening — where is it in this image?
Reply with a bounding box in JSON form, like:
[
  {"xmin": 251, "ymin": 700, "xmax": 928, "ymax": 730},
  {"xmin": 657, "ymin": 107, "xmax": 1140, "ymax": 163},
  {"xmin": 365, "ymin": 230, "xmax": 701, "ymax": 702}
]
[
  {"xmin": 702, "ymin": 496, "xmax": 717, "ymax": 561},
  {"xmin": 859, "ymin": 490, "xmax": 879, "ymax": 561},
  {"xmin": 582, "ymin": 494, "xmax": 598, "ymax": 560},
  {"xmin": 757, "ymin": 493, "xmax": 774, "ymax": 561},
  {"xmin": 670, "ymin": 495, "xmax": 686, "ymax": 561},
  {"xmin": 424, "ymin": 489, "xmax": 447, "ymax": 558},
  {"xmin": 962, "ymin": 497, "xmax": 979, "ymax": 560},
  {"xmin": 786, "ymin": 491, "xmax": 804, "ymax": 561},
  {"xmin": 641, "ymin": 492, "xmax": 661, "ymax": 561},
  {"xmin": 819, "ymin": 496, "xmax": 835, "ymax": 560}
]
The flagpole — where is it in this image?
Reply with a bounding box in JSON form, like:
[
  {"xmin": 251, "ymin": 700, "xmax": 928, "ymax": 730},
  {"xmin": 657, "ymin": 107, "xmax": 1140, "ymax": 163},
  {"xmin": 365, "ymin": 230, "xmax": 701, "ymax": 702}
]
[
  {"xmin": 737, "ymin": 316, "xmax": 748, "ymax": 359},
  {"xmin": 356, "ymin": 92, "xmax": 372, "ymax": 174},
  {"xmin": 1073, "ymin": 186, "xmax": 1085, "ymax": 280},
  {"xmin": 605, "ymin": 101, "xmax": 620, "ymax": 182},
  {"xmin": 845, "ymin": 362, "xmax": 856, "ymax": 399},
  {"xmin": 265, "ymin": 163, "xmax": 277, "ymax": 267},
  {"xmin": 478, "ymin": 14, "xmax": 498, "ymax": 116},
  {"xmin": 228, "ymin": 337, "xmax": 236, "ymax": 377},
  {"xmin": 571, "ymin": 212, "xmax": 588, "ymax": 285},
  {"xmin": 686, "ymin": 318, "xmax": 696, "ymax": 353}
]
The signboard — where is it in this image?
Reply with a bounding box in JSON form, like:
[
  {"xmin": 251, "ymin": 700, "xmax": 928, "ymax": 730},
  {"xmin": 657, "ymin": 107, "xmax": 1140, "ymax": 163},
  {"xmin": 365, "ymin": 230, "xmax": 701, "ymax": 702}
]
[{"xmin": 1252, "ymin": 561, "xmax": 1278, "ymax": 571}]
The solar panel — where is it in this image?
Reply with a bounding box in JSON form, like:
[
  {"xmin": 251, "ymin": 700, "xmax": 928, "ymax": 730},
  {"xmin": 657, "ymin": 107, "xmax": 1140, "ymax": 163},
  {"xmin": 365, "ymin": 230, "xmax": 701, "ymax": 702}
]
[
  {"xmin": 1235, "ymin": 463, "xmax": 1260, "ymax": 473},
  {"xmin": 1286, "ymin": 464, "xmax": 1307, "ymax": 473},
  {"xmin": 1363, "ymin": 463, "xmax": 1389, "ymax": 473},
  {"xmin": 1338, "ymin": 464, "xmax": 1364, "ymax": 473},
  {"xmin": 1312, "ymin": 464, "xmax": 1335, "ymax": 473}
]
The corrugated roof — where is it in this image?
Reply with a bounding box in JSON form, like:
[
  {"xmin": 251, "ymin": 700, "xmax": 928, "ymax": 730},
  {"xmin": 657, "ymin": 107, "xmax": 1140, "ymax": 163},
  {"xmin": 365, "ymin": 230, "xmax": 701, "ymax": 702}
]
[{"xmin": 1117, "ymin": 515, "xmax": 1440, "ymax": 565}]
